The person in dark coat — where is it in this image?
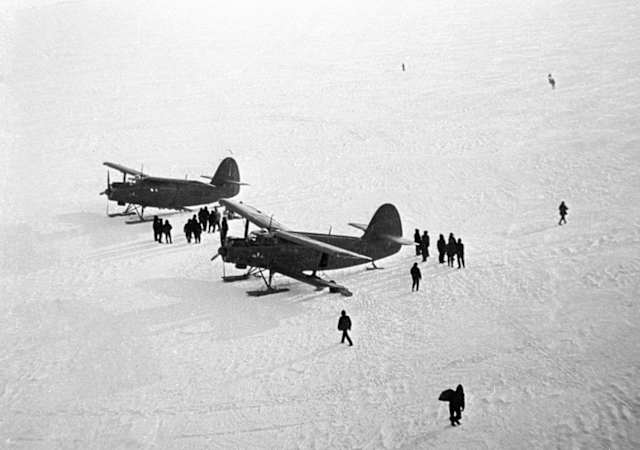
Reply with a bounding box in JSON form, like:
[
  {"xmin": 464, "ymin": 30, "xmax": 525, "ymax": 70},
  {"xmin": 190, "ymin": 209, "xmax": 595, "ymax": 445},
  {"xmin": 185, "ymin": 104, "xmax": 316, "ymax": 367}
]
[
  {"xmin": 220, "ymin": 217, "xmax": 229, "ymax": 245},
  {"xmin": 421, "ymin": 231, "xmax": 430, "ymax": 262},
  {"xmin": 558, "ymin": 201, "xmax": 568, "ymax": 225},
  {"xmin": 337, "ymin": 310, "xmax": 353, "ymax": 346},
  {"xmin": 199, "ymin": 207, "xmax": 209, "ymax": 231},
  {"xmin": 548, "ymin": 73, "xmax": 556, "ymax": 89},
  {"xmin": 192, "ymin": 218, "xmax": 202, "ymax": 243},
  {"xmin": 410, "ymin": 262, "xmax": 422, "ymax": 291},
  {"xmin": 184, "ymin": 220, "xmax": 192, "ymax": 243},
  {"xmin": 162, "ymin": 220, "xmax": 172, "ymax": 244},
  {"xmin": 456, "ymin": 238, "xmax": 465, "ymax": 269},
  {"xmin": 449, "ymin": 384, "xmax": 465, "ymax": 426},
  {"xmin": 207, "ymin": 207, "xmax": 220, "ymax": 233},
  {"xmin": 414, "ymin": 229, "xmax": 422, "ymax": 256},
  {"xmin": 446, "ymin": 233, "xmax": 457, "ymax": 267},
  {"xmin": 153, "ymin": 216, "xmax": 162, "ymax": 242},
  {"xmin": 437, "ymin": 234, "xmax": 446, "ymax": 264}
]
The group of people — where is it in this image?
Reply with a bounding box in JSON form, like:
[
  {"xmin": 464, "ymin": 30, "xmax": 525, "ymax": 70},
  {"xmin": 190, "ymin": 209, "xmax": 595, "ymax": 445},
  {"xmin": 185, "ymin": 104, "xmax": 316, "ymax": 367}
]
[
  {"xmin": 410, "ymin": 231, "xmax": 464, "ymax": 291},
  {"xmin": 153, "ymin": 217, "xmax": 173, "ymax": 244},
  {"xmin": 413, "ymin": 230, "xmax": 465, "ymax": 267},
  {"xmin": 151, "ymin": 206, "xmax": 231, "ymax": 245}
]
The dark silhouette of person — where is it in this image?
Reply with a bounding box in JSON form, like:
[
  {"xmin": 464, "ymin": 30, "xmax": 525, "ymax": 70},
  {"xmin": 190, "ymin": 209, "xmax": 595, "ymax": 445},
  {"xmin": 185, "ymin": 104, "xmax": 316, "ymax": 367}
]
[
  {"xmin": 414, "ymin": 229, "xmax": 422, "ymax": 256},
  {"xmin": 208, "ymin": 207, "xmax": 217, "ymax": 233},
  {"xmin": 337, "ymin": 310, "xmax": 353, "ymax": 346},
  {"xmin": 152, "ymin": 216, "xmax": 162, "ymax": 242},
  {"xmin": 162, "ymin": 220, "xmax": 172, "ymax": 244},
  {"xmin": 184, "ymin": 220, "xmax": 192, "ymax": 243},
  {"xmin": 193, "ymin": 218, "xmax": 202, "ymax": 243},
  {"xmin": 402, "ymin": 63, "xmax": 406, "ymax": 72},
  {"xmin": 220, "ymin": 217, "xmax": 229, "ymax": 245},
  {"xmin": 421, "ymin": 231, "xmax": 430, "ymax": 262},
  {"xmin": 410, "ymin": 262, "xmax": 422, "ymax": 291},
  {"xmin": 449, "ymin": 384, "xmax": 465, "ymax": 426},
  {"xmin": 446, "ymin": 233, "xmax": 457, "ymax": 267},
  {"xmin": 548, "ymin": 73, "xmax": 556, "ymax": 89},
  {"xmin": 199, "ymin": 207, "xmax": 209, "ymax": 231},
  {"xmin": 456, "ymin": 238, "xmax": 465, "ymax": 269},
  {"xmin": 437, "ymin": 234, "xmax": 446, "ymax": 264},
  {"xmin": 558, "ymin": 201, "xmax": 568, "ymax": 225},
  {"xmin": 211, "ymin": 207, "xmax": 220, "ymax": 233}
]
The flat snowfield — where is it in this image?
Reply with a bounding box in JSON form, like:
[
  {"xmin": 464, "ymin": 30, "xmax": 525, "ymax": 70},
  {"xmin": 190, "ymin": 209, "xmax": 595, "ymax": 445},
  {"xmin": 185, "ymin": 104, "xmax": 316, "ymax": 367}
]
[{"xmin": 2, "ymin": 0, "xmax": 639, "ymax": 448}]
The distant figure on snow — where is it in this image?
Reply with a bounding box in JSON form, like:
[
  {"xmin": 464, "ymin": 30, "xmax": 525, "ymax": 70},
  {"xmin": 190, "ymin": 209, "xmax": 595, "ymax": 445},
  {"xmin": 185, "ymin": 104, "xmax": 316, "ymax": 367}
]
[
  {"xmin": 193, "ymin": 218, "xmax": 202, "ymax": 243},
  {"xmin": 184, "ymin": 219, "xmax": 192, "ymax": 243},
  {"xmin": 548, "ymin": 73, "xmax": 556, "ymax": 89},
  {"xmin": 162, "ymin": 220, "xmax": 172, "ymax": 244},
  {"xmin": 208, "ymin": 206, "xmax": 219, "ymax": 233},
  {"xmin": 410, "ymin": 262, "xmax": 422, "ymax": 291},
  {"xmin": 402, "ymin": 63, "xmax": 406, "ymax": 72},
  {"xmin": 437, "ymin": 234, "xmax": 446, "ymax": 264},
  {"xmin": 414, "ymin": 229, "xmax": 422, "ymax": 256},
  {"xmin": 220, "ymin": 217, "xmax": 229, "ymax": 245},
  {"xmin": 446, "ymin": 233, "xmax": 457, "ymax": 268},
  {"xmin": 337, "ymin": 310, "xmax": 353, "ymax": 346},
  {"xmin": 456, "ymin": 238, "xmax": 465, "ymax": 269},
  {"xmin": 421, "ymin": 230, "xmax": 430, "ymax": 262},
  {"xmin": 558, "ymin": 201, "xmax": 568, "ymax": 225},
  {"xmin": 448, "ymin": 384, "xmax": 465, "ymax": 426},
  {"xmin": 199, "ymin": 206, "xmax": 209, "ymax": 231},
  {"xmin": 152, "ymin": 216, "xmax": 162, "ymax": 243}
]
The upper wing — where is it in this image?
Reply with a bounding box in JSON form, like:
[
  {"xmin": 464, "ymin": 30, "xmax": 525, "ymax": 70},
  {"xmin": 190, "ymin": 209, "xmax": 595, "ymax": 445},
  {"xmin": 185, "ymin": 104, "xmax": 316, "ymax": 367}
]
[
  {"xmin": 103, "ymin": 162, "xmax": 146, "ymax": 178},
  {"xmin": 219, "ymin": 198, "xmax": 287, "ymax": 230},
  {"xmin": 274, "ymin": 230, "xmax": 372, "ymax": 263}
]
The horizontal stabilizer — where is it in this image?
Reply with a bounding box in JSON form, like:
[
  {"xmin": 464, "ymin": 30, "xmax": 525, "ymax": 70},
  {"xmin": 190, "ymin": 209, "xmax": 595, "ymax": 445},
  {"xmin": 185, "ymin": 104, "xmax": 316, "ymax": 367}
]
[
  {"xmin": 212, "ymin": 180, "xmax": 249, "ymax": 187},
  {"xmin": 348, "ymin": 222, "xmax": 368, "ymax": 232},
  {"xmin": 274, "ymin": 230, "xmax": 372, "ymax": 262},
  {"xmin": 383, "ymin": 234, "xmax": 414, "ymax": 245}
]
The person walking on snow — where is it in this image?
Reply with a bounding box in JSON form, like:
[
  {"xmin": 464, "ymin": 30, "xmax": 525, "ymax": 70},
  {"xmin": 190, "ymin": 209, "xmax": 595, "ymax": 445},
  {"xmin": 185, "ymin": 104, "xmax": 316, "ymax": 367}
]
[
  {"xmin": 421, "ymin": 230, "xmax": 430, "ymax": 262},
  {"xmin": 220, "ymin": 217, "xmax": 229, "ymax": 245},
  {"xmin": 456, "ymin": 238, "xmax": 465, "ymax": 269},
  {"xmin": 437, "ymin": 234, "xmax": 446, "ymax": 264},
  {"xmin": 184, "ymin": 219, "xmax": 192, "ymax": 243},
  {"xmin": 446, "ymin": 233, "xmax": 457, "ymax": 268},
  {"xmin": 410, "ymin": 262, "xmax": 422, "ymax": 291},
  {"xmin": 558, "ymin": 201, "xmax": 568, "ymax": 225},
  {"xmin": 414, "ymin": 229, "xmax": 422, "ymax": 256},
  {"xmin": 548, "ymin": 73, "xmax": 556, "ymax": 89},
  {"xmin": 337, "ymin": 310, "xmax": 353, "ymax": 346},
  {"xmin": 152, "ymin": 216, "xmax": 162, "ymax": 243},
  {"xmin": 449, "ymin": 384, "xmax": 465, "ymax": 426},
  {"xmin": 162, "ymin": 219, "xmax": 173, "ymax": 244}
]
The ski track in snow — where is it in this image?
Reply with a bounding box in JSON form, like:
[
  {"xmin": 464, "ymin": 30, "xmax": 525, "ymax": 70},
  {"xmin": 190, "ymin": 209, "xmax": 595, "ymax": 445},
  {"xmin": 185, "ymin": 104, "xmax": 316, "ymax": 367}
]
[{"xmin": 2, "ymin": 0, "xmax": 640, "ymax": 448}]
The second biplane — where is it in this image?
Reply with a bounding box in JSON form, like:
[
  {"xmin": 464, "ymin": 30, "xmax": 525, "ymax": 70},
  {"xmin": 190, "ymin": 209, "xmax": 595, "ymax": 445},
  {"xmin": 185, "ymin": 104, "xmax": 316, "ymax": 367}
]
[
  {"xmin": 100, "ymin": 157, "xmax": 243, "ymax": 221},
  {"xmin": 214, "ymin": 198, "xmax": 412, "ymax": 296}
]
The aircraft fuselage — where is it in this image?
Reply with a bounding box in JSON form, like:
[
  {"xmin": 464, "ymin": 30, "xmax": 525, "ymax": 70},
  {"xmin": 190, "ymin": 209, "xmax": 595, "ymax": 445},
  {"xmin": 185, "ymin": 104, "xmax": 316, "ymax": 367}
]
[
  {"xmin": 108, "ymin": 177, "xmax": 237, "ymax": 209},
  {"xmin": 221, "ymin": 232, "xmax": 400, "ymax": 273}
]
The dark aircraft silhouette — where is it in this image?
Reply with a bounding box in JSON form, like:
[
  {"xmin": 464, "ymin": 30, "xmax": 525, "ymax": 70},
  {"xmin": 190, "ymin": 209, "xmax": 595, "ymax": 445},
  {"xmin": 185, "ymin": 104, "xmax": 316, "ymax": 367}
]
[
  {"xmin": 214, "ymin": 198, "xmax": 412, "ymax": 296},
  {"xmin": 100, "ymin": 157, "xmax": 243, "ymax": 221}
]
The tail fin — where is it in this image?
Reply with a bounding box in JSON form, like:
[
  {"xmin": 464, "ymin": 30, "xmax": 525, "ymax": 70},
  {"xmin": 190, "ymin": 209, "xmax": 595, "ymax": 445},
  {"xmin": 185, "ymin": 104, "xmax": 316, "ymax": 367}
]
[
  {"xmin": 211, "ymin": 157, "xmax": 241, "ymax": 197},
  {"xmin": 362, "ymin": 204, "xmax": 403, "ymax": 243}
]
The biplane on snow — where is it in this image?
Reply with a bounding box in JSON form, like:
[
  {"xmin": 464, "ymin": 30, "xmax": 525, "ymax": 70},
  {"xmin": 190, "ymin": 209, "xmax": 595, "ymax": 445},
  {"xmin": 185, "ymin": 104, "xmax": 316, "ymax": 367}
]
[
  {"xmin": 99, "ymin": 157, "xmax": 243, "ymax": 222},
  {"xmin": 213, "ymin": 198, "xmax": 413, "ymax": 297}
]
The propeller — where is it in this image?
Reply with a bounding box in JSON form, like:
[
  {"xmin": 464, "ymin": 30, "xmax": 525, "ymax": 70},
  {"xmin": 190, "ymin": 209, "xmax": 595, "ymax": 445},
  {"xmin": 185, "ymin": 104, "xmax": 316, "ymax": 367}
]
[
  {"xmin": 99, "ymin": 171, "xmax": 112, "ymax": 196},
  {"xmin": 100, "ymin": 171, "xmax": 112, "ymax": 216}
]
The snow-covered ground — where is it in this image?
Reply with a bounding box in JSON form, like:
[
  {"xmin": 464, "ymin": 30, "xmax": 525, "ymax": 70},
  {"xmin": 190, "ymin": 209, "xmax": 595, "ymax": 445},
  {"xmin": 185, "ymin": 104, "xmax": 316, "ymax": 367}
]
[{"xmin": 2, "ymin": 0, "xmax": 640, "ymax": 448}]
